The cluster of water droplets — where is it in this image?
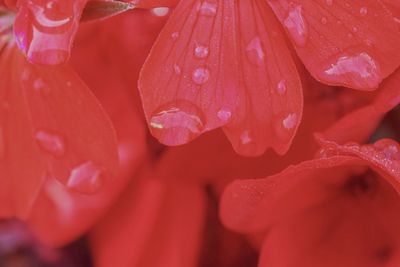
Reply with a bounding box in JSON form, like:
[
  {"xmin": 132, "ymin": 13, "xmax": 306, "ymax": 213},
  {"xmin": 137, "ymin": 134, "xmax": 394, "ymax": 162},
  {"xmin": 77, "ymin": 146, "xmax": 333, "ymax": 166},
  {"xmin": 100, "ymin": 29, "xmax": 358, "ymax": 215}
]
[{"xmin": 33, "ymin": 127, "xmax": 104, "ymax": 195}]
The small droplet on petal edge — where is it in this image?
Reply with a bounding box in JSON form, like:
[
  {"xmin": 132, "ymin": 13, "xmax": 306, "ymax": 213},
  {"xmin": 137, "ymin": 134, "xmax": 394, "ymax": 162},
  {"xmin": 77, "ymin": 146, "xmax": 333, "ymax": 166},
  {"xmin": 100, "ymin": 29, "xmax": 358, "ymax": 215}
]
[
  {"xmin": 66, "ymin": 161, "xmax": 104, "ymax": 195},
  {"xmin": 276, "ymin": 80, "xmax": 287, "ymax": 95},
  {"xmin": 240, "ymin": 131, "xmax": 252, "ymax": 145},
  {"xmin": 149, "ymin": 101, "xmax": 206, "ymax": 146},
  {"xmin": 323, "ymin": 52, "xmax": 381, "ymax": 88},
  {"xmin": 274, "ymin": 113, "xmax": 298, "ymax": 141},
  {"xmin": 217, "ymin": 108, "xmax": 232, "ymax": 122}
]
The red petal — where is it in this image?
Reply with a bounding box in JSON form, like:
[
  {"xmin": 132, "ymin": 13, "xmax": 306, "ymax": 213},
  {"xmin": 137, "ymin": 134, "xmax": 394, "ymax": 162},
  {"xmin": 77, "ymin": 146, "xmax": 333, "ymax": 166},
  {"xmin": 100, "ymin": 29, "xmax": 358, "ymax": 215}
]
[
  {"xmin": 322, "ymin": 69, "xmax": 400, "ymax": 143},
  {"xmin": 258, "ymin": 173, "xmax": 400, "ymax": 267},
  {"xmin": 319, "ymin": 139, "xmax": 400, "ymax": 193},
  {"xmin": 220, "ymin": 156, "xmax": 358, "ymax": 233},
  {"xmin": 267, "ymin": 0, "xmax": 400, "ymax": 90},
  {"xmin": 0, "ymin": 45, "xmax": 118, "ymax": 218},
  {"xmin": 90, "ymin": 175, "xmax": 206, "ymax": 267},
  {"xmin": 13, "ymin": 0, "xmax": 88, "ymax": 65},
  {"xmin": 381, "ymin": 0, "xmax": 400, "ymax": 22},
  {"xmin": 139, "ymin": 0, "xmax": 302, "ymax": 156}
]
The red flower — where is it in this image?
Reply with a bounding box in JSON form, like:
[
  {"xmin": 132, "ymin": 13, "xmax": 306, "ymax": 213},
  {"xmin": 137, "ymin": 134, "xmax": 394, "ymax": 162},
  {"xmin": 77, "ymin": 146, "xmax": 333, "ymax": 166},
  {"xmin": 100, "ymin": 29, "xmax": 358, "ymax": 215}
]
[
  {"xmin": 220, "ymin": 138, "xmax": 400, "ymax": 266},
  {"xmin": 0, "ymin": 1, "xmax": 138, "ymax": 239},
  {"xmin": 138, "ymin": 0, "xmax": 400, "ymax": 156}
]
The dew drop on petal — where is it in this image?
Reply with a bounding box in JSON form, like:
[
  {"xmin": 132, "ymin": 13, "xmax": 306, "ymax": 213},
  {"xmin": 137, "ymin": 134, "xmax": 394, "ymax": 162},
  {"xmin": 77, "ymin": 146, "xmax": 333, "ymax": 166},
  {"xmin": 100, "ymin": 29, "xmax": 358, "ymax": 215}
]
[
  {"xmin": 323, "ymin": 52, "xmax": 381, "ymax": 88},
  {"xmin": 284, "ymin": 5, "xmax": 308, "ymax": 47},
  {"xmin": 35, "ymin": 130, "xmax": 66, "ymax": 157},
  {"xmin": 197, "ymin": 1, "xmax": 218, "ymax": 17},
  {"xmin": 67, "ymin": 161, "xmax": 103, "ymax": 195},
  {"xmin": 240, "ymin": 131, "xmax": 252, "ymax": 145},
  {"xmin": 217, "ymin": 108, "xmax": 232, "ymax": 122},
  {"xmin": 360, "ymin": 7, "xmax": 368, "ymax": 16},
  {"xmin": 194, "ymin": 45, "xmax": 209, "ymax": 59},
  {"xmin": 33, "ymin": 78, "xmax": 45, "ymax": 91},
  {"xmin": 151, "ymin": 7, "xmax": 170, "ymax": 17},
  {"xmin": 321, "ymin": 17, "xmax": 327, "ymax": 24},
  {"xmin": 192, "ymin": 67, "xmax": 210, "ymax": 85},
  {"xmin": 149, "ymin": 102, "xmax": 205, "ymax": 146},
  {"xmin": 246, "ymin": 37, "xmax": 265, "ymax": 66},
  {"xmin": 174, "ymin": 64, "xmax": 181, "ymax": 75},
  {"xmin": 171, "ymin": 32, "xmax": 180, "ymax": 41},
  {"xmin": 282, "ymin": 113, "xmax": 298, "ymax": 129},
  {"xmin": 274, "ymin": 113, "xmax": 298, "ymax": 141},
  {"xmin": 276, "ymin": 80, "xmax": 287, "ymax": 95}
]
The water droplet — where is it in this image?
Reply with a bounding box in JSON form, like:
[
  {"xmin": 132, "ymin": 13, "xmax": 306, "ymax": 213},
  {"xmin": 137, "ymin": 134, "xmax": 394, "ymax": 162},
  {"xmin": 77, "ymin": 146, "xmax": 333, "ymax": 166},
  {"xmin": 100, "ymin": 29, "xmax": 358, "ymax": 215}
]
[
  {"xmin": 67, "ymin": 161, "xmax": 103, "ymax": 195},
  {"xmin": 192, "ymin": 67, "xmax": 210, "ymax": 85},
  {"xmin": 276, "ymin": 80, "xmax": 287, "ymax": 95},
  {"xmin": 174, "ymin": 64, "xmax": 181, "ymax": 75},
  {"xmin": 149, "ymin": 102, "xmax": 205, "ymax": 146},
  {"xmin": 14, "ymin": 1, "xmax": 77, "ymax": 65},
  {"xmin": 323, "ymin": 52, "xmax": 381, "ymax": 88},
  {"xmin": 0, "ymin": 126, "xmax": 5, "ymax": 160},
  {"xmin": 217, "ymin": 108, "xmax": 232, "ymax": 122},
  {"xmin": 33, "ymin": 78, "xmax": 45, "ymax": 91},
  {"xmin": 240, "ymin": 131, "xmax": 252, "ymax": 145},
  {"xmin": 246, "ymin": 37, "xmax": 265, "ymax": 65},
  {"xmin": 282, "ymin": 113, "xmax": 298, "ymax": 129},
  {"xmin": 151, "ymin": 7, "xmax": 170, "ymax": 17},
  {"xmin": 326, "ymin": 0, "xmax": 333, "ymax": 6},
  {"xmin": 194, "ymin": 45, "xmax": 209, "ymax": 59},
  {"xmin": 360, "ymin": 7, "xmax": 368, "ymax": 16},
  {"xmin": 283, "ymin": 5, "xmax": 308, "ymax": 47},
  {"xmin": 198, "ymin": 1, "xmax": 218, "ymax": 17},
  {"xmin": 321, "ymin": 17, "xmax": 327, "ymax": 24},
  {"xmin": 274, "ymin": 113, "xmax": 298, "ymax": 141},
  {"xmin": 171, "ymin": 32, "xmax": 180, "ymax": 40},
  {"xmin": 35, "ymin": 130, "xmax": 66, "ymax": 157},
  {"xmin": 352, "ymin": 26, "xmax": 358, "ymax": 32}
]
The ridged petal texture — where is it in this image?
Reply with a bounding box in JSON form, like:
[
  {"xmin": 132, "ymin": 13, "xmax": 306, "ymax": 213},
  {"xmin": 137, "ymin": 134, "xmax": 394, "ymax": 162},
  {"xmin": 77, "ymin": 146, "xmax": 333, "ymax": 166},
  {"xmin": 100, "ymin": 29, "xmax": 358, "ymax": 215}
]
[{"xmin": 139, "ymin": 0, "xmax": 302, "ymax": 156}]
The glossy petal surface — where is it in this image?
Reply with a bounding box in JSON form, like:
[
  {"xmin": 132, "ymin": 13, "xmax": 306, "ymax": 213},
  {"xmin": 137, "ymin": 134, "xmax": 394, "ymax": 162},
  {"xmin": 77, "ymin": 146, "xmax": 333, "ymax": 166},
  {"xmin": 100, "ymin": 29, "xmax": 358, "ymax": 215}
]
[
  {"xmin": 268, "ymin": 0, "xmax": 400, "ymax": 90},
  {"xmin": 139, "ymin": 0, "xmax": 302, "ymax": 156}
]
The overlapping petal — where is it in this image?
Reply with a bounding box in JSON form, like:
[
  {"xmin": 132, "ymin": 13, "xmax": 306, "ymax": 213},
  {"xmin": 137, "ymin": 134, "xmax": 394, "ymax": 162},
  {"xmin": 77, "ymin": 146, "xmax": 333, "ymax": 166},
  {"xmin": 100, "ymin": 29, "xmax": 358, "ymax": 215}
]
[{"xmin": 0, "ymin": 44, "xmax": 119, "ymax": 219}]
